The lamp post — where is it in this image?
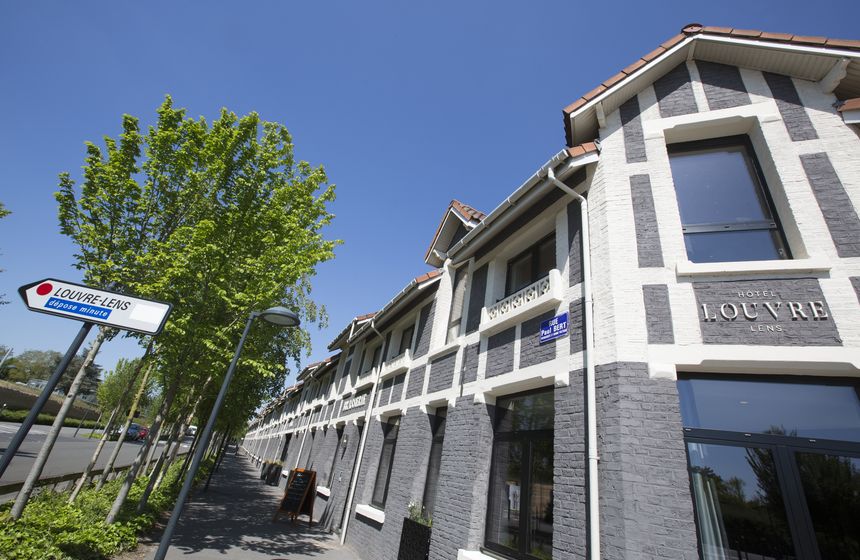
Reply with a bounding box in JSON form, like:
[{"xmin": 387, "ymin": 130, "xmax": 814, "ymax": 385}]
[{"xmin": 153, "ymin": 307, "xmax": 299, "ymax": 560}]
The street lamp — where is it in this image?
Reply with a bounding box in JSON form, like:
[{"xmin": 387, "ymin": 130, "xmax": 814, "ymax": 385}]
[{"xmin": 153, "ymin": 307, "xmax": 300, "ymax": 560}]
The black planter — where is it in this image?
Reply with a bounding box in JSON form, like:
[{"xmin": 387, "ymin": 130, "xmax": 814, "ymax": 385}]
[
  {"xmin": 266, "ymin": 465, "xmax": 283, "ymax": 485},
  {"xmin": 398, "ymin": 517, "xmax": 431, "ymax": 560},
  {"xmin": 261, "ymin": 463, "xmax": 271, "ymax": 480}
]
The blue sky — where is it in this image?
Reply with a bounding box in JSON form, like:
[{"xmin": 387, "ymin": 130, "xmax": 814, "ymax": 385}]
[{"xmin": 1, "ymin": 1, "xmax": 858, "ymax": 384}]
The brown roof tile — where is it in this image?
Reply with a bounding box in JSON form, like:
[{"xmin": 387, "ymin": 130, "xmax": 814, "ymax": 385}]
[
  {"xmin": 562, "ymin": 23, "xmax": 860, "ymax": 146},
  {"xmin": 566, "ymin": 142, "xmax": 600, "ymax": 159},
  {"xmin": 837, "ymin": 98, "xmax": 860, "ymax": 112},
  {"xmin": 451, "ymin": 200, "xmax": 487, "ymax": 222}
]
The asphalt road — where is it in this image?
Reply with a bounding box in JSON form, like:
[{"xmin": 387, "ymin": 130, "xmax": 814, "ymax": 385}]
[{"xmin": 0, "ymin": 422, "xmax": 188, "ymax": 487}]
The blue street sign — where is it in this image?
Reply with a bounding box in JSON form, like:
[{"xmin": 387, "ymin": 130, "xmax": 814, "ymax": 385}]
[{"xmin": 539, "ymin": 312, "xmax": 568, "ymax": 343}]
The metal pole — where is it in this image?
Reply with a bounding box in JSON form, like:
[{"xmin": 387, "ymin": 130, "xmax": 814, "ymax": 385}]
[
  {"xmin": 153, "ymin": 313, "xmax": 256, "ymax": 560},
  {"xmin": 0, "ymin": 321, "xmax": 92, "ymax": 479}
]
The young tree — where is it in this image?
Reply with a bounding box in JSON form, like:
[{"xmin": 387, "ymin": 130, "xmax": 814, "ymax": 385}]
[{"xmin": 0, "ymin": 201, "xmax": 9, "ymax": 305}]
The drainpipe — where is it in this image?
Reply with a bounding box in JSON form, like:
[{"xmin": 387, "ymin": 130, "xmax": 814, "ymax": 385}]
[
  {"xmin": 340, "ymin": 319, "xmax": 386, "ymax": 545},
  {"xmin": 546, "ymin": 166, "xmax": 600, "ymax": 560}
]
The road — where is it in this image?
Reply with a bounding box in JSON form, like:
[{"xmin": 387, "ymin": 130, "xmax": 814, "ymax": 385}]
[{"xmin": 0, "ymin": 422, "xmax": 189, "ymax": 489}]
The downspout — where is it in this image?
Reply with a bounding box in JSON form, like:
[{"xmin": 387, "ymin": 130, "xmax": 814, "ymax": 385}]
[
  {"xmin": 340, "ymin": 319, "xmax": 386, "ymax": 546},
  {"xmin": 546, "ymin": 166, "xmax": 600, "ymax": 560}
]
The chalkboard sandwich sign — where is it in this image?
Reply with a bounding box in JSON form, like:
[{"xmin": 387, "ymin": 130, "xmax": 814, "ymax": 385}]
[{"xmin": 274, "ymin": 468, "xmax": 317, "ymax": 526}]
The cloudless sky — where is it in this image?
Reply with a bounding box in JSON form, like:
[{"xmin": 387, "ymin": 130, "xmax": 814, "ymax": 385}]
[{"xmin": 1, "ymin": 1, "xmax": 858, "ymax": 386}]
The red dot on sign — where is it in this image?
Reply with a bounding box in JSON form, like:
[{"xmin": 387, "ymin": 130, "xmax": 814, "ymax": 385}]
[{"xmin": 36, "ymin": 283, "xmax": 53, "ymax": 296}]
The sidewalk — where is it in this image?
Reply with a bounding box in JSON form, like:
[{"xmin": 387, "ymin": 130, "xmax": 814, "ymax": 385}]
[{"xmin": 139, "ymin": 450, "xmax": 357, "ymax": 560}]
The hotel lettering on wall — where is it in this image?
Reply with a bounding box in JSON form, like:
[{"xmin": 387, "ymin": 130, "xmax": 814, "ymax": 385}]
[{"xmin": 692, "ymin": 279, "xmax": 842, "ymax": 346}]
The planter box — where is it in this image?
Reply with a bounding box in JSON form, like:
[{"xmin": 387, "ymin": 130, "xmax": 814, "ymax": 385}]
[
  {"xmin": 398, "ymin": 517, "xmax": 431, "ymax": 560},
  {"xmin": 266, "ymin": 465, "xmax": 283, "ymax": 485}
]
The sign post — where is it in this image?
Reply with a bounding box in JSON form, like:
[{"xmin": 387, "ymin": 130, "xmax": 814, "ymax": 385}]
[{"xmin": 0, "ymin": 279, "xmax": 172, "ymax": 481}]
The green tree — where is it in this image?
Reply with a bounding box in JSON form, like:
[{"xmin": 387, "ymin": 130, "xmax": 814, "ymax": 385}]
[{"xmin": 4, "ymin": 349, "xmax": 62, "ymax": 383}]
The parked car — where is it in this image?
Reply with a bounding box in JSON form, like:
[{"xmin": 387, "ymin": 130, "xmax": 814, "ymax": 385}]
[
  {"xmin": 137, "ymin": 425, "xmax": 149, "ymax": 440},
  {"xmin": 126, "ymin": 423, "xmax": 143, "ymax": 440}
]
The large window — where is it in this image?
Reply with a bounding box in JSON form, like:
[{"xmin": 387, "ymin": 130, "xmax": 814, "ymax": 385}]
[
  {"xmin": 371, "ymin": 417, "xmax": 400, "ymax": 509},
  {"xmin": 422, "ymin": 409, "xmax": 447, "ymax": 517},
  {"xmin": 668, "ymin": 136, "xmax": 790, "ymax": 264},
  {"xmin": 678, "ymin": 375, "xmax": 860, "ymax": 559},
  {"xmin": 505, "ymin": 235, "xmax": 555, "ymax": 297},
  {"xmin": 485, "ymin": 390, "xmax": 554, "ymax": 560}
]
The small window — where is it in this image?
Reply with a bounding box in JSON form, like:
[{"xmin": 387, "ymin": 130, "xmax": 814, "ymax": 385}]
[
  {"xmin": 372, "ymin": 417, "xmax": 400, "ymax": 508},
  {"xmin": 422, "ymin": 408, "xmax": 447, "ymax": 518},
  {"xmin": 447, "ymin": 268, "xmax": 468, "ymax": 343},
  {"xmin": 485, "ymin": 389, "xmax": 554, "ymax": 560},
  {"xmin": 505, "ymin": 235, "xmax": 555, "ymax": 296},
  {"xmin": 397, "ymin": 325, "xmax": 415, "ymax": 356},
  {"xmin": 668, "ymin": 136, "xmax": 790, "ymax": 264}
]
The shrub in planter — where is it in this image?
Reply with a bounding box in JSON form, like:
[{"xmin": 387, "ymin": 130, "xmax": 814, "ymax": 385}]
[
  {"xmin": 260, "ymin": 461, "xmax": 271, "ymax": 480},
  {"xmin": 398, "ymin": 501, "xmax": 431, "ymax": 560},
  {"xmin": 266, "ymin": 461, "xmax": 283, "ymax": 485}
]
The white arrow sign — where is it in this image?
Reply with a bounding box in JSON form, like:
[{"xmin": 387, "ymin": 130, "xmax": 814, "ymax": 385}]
[{"xmin": 19, "ymin": 278, "xmax": 172, "ymax": 335}]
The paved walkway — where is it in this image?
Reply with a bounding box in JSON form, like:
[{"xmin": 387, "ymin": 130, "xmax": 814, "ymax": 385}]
[{"xmin": 142, "ymin": 450, "xmax": 357, "ymax": 560}]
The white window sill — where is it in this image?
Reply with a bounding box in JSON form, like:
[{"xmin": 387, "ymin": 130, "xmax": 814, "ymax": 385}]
[
  {"xmin": 355, "ymin": 503, "xmax": 385, "ymax": 524},
  {"xmin": 457, "ymin": 550, "xmax": 497, "ymax": 560},
  {"xmin": 316, "ymin": 486, "xmax": 331, "ymax": 497},
  {"xmin": 427, "ymin": 340, "xmax": 461, "ymax": 361},
  {"xmin": 675, "ymin": 257, "xmax": 830, "ymax": 278}
]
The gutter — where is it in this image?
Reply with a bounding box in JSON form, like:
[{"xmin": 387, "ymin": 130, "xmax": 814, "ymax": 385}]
[
  {"xmin": 545, "ymin": 166, "xmax": 600, "ymax": 560},
  {"xmin": 340, "ymin": 318, "xmax": 387, "ymax": 545}
]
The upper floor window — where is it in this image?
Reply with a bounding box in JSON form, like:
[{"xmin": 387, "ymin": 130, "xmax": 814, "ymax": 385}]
[
  {"xmin": 397, "ymin": 324, "xmax": 415, "ymax": 356},
  {"xmin": 505, "ymin": 235, "xmax": 555, "ymax": 297},
  {"xmin": 668, "ymin": 136, "xmax": 790, "ymax": 264}
]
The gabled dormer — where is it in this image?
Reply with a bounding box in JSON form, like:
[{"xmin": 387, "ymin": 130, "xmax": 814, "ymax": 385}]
[{"xmin": 424, "ymin": 200, "xmax": 486, "ymax": 267}]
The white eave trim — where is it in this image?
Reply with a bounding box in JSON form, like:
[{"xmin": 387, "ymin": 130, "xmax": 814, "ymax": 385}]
[
  {"xmin": 700, "ymin": 34, "xmax": 860, "ymax": 61},
  {"xmin": 841, "ymin": 109, "xmax": 860, "ymax": 124}
]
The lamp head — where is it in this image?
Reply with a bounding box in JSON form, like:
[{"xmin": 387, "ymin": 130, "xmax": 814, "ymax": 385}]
[{"xmin": 258, "ymin": 306, "xmax": 301, "ymax": 327}]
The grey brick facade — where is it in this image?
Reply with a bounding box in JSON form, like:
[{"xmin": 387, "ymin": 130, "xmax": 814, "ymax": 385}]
[
  {"xmin": 643, "ymin": 284, "xmax": 674, "ymax": 344},
  {"xmin": 390, "ymin": 373, "xmax": 405, "ymax": 404},
  {"xmin": 800, "ymin": 152, "xmax": 860, "ymax": 257},
  {"xmin": 460, "ymin": 343, "xmax": 480, "ymax": 384},
  {"xmin": 428, "ymin": 351, "xmax": 457, "ymax": 394},
  {"xmin": 696, "ymin": 60, "xmax": 750, "ymax": 110},
  {"xmin": 568, "ymin": 202, "xmax": 583, "ymax": 286},
  {"xmin": 405, "ymin": 366, "xmax": 426, "ymax": 399},
  {"xmin": 654, "ymin": 62, "xmax": 698, "ymax": 118},
  {"xmin": 466, "ymin": 264, "xmax": 488, "ymax": 333},
  {"xmin": 486, "ymin": 326, "xmax": 515, "ymax": 377},
  {"xmin": 763, "ymin": 72, "xmax": 819, "ymax": 141},
  {"xmin": 413, "ymin": 302, "xmax": 435, "ymax": 358},
  {"xmin": 619, "ymin": 95, "xmax": 647, "ymax": 163},
  {"xmin": 852, "ymin": 277, "xmax": 860, "ymax": 303},
  {"xmin": 630, "ymin": 174, "xmax": 664, "ymax": 268},
  {"xmin": 519, "ymin": 310, "xmax": 556, "ymax": 368}
]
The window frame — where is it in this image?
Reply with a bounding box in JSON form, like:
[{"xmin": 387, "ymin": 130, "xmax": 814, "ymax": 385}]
[
  {"xmin": 397, "ymin": 324, "xmax": 415, "ymax": 356},
  {"xmin": 371, "ymin": 416, "xmax": 400, "ymax": 509},
  {"xmin": 667, "ymin": 135, "xmax": 792, "ymax": 263},
  {"xmin": 483, "ymin": 388, "xmax": 554, "ymax": 560},
  {"xmin": 504, "ymin": 234, "xmax": 556, "ymax": 297},
  {"xmin": 678, "ymin": 373, "xmax": 860, "ymax": 560}
]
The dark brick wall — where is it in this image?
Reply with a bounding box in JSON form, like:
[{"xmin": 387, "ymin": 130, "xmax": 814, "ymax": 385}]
[
  {"xmin": 405, "ymin": 366, "xmax": 426, "ymax": 399},
  {"xmin": 568, "ymin": 201, "xmax": 583, "ymax": 286},
  {"xmin": 428, "ymin": 351, "xmax": 457, "ymax": 394},
  {"xmin": 630, "ymin": 174, "xmax": 664, "ymax": 268},
  {"xmin": 297, "ymin": 428, "xmax": 315, "ymax": 468},
  {"xmin": 694, "ymin": 278, "xmax": 842, "ymax": 346},
  {"xmin": 569, "ymin": 298, "xmax": 585, "ymax": 354},
  {"xmin": 377, "ymin": 378, "xmax": 392, "ymax": 407},
  {"xmin": 619, "ymin": 95, "xmax": 647, "ymax": 163},
  {"xmin": 696, "ymin": 60, "xmax": 750, "ymax": 110},
  {"xmin": 466, "ymin": 264, "xmax": 488, "ymax": 333},
  {"xmin": 320, "ymin": 423, "xmax": 362, "ymax": 533},
  {"xmin": 654, "ymin": 62, "xmax": 698, "ymax": 118},
  {"xmin": 486, "ymin": 326, "xmax": 515, "ymax": 377},
  {"xmin": 520, "ymin": 310, "xmax": 556, "ymax": 368},
  {"xmin": 428, "ymin": 396, "xmax": 495, "ymax": 560},
  {"xmin": 852, "ymin": 277, "xmax": 860, "ymax": 303},
  {"xmin": 554, "ymin": 373, "xmax": 587, "ymax": 559},
  {"xmin": 596, "ymin": 362, "xmax": 699, "ymax": 560},
  {"xmin": 643, "ymin": 284, "xmax": 674, "ymax": 344},
  {"xmin": 390, "ymin": 373, "xmax": 405, "ymax": 404},
  {"xmin": 313, "ymin": 427, "xmax": 340, "ymax": 488},
  {"xmin": 460, "ymin": 343, "xmax": 480, "ymax": 384},
  {"xmin": 800, "ymin": 152, "xmax": 860, "ymax": 257},
  {"xmin": 413, "ymin": 302, "xmax": 435, "ymax": 359},
  {"xmin": 763, "ymin": 72, "xmax": 818, "ymax": 141}
]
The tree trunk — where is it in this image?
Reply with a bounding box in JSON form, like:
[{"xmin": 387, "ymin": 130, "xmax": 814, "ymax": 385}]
[
  {"xmin": 68, "ymin": 402, "xmax": 121, "ymax": 503},
  {"xmin": 153, "ymin": 391, "xmax": 203, "ymax": 491},
  {"xmin": 135, "ymin": 422, "xmax": 180, "ymax": 513},
  {"xmin": 97, "ymin": 362, "xmax": 153, "ymax": 489},
  {"xmin": 143, "ymin": 418, "xmax": 167, "ymax": 475},
  {"xmin": 106, "ymin": 377, "xmax": 177, "ymax": 523},
  {"xmin": 10, "ymin": 328, "xmax": 107, "ymax": 520}
]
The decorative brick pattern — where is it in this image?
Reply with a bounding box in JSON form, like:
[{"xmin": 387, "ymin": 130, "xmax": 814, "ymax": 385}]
[
  {"xmin": 596, "ymin": 362, "xmax": 699, "ymax": 560},
  {"xmin": 654, "ymin": 62, "xmax": 698, "ymax": 118},
  {"xmin": 694, "ymin": 279, "xmax": 842, "ymax": 346},
  {"xmin": 377, "ymin": 378, "xmax": 392, "ymax": 407},
  {"xmin": 428, "ymin": 351, "xmax": 457, "ymax": 394},
  {"xmin": 763, "ymin": 72, "xmax": 819, "ymax": 141},
  {"xmin": 569, "ymin": 298, "xmax": 585, "ymax": 354},
  {"xmin": 568, "ymin": 201, "xmax": 583, "ymax": 286},
  {"xmin": 519, "ymin": 310, "xmax": 556, "ymax": 368},
  {"xmin": 554, "ymin": 374, "xmax": 586, "ymax": 559},
  {"xmin": 460, "ymin": 343, "xmax": 480, "ymax": 384},
  {"xmin": 630, "ymin": 174, "xmax": 665, "ymax": 268},
  {"xmin": 696, "ymin": 60, "xmax": 750, "ymax": 110},
  {"xmin": 466, "ymin": 264, "xmax": 488, "ymax": 333},
  {"xmin": 312, "ymin": 427, "xmax": 339, "ymax": 486},
  {"xmin": 405, "ymin": 366, "xmax": 426, "ymax": 399},
  {"xmin": 319, "ymin": 422, "xmax": 362, "ymax": 533},
  {"xmin": 800, "ymin": 152, "xmax": 860, "ymax": 257},
  {"xmin": 852, "ymin": 277, "xmax": 860, "ymax": 304},
  {"xmin": 619, "ymin": 95, "xmax": 647, "ymax": 163},
  {"xmin": 486, "ymin": 326, "xmax": 515, "ymax": 377},
  {"xmin": 428, "ymin": 397, "xmax": 495, "ymax": 560},
  {"xmin": 390, "ymin": 373, "xmax": 405, "ymax": 404},
  {"xmin": 643, "ymin": 284, "xmax": 674, "ymax": 344},
  {"xmin": 413, "ymin": 302, "xmax": 435, "ymax": 359}
]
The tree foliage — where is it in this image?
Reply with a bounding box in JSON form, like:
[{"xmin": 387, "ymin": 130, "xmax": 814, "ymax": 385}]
[
  {"xmin": 1, "ymin": 349, "xmax": 101, "ymax": 396},
  {"xmin": 97, "ymin": 358, "xmax": 154, "ymax": 416}
]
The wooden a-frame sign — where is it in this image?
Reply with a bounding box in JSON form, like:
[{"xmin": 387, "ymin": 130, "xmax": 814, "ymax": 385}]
[{"xmin": 274, "ymin": 468, "xmax": 316, "ymax": 526}]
